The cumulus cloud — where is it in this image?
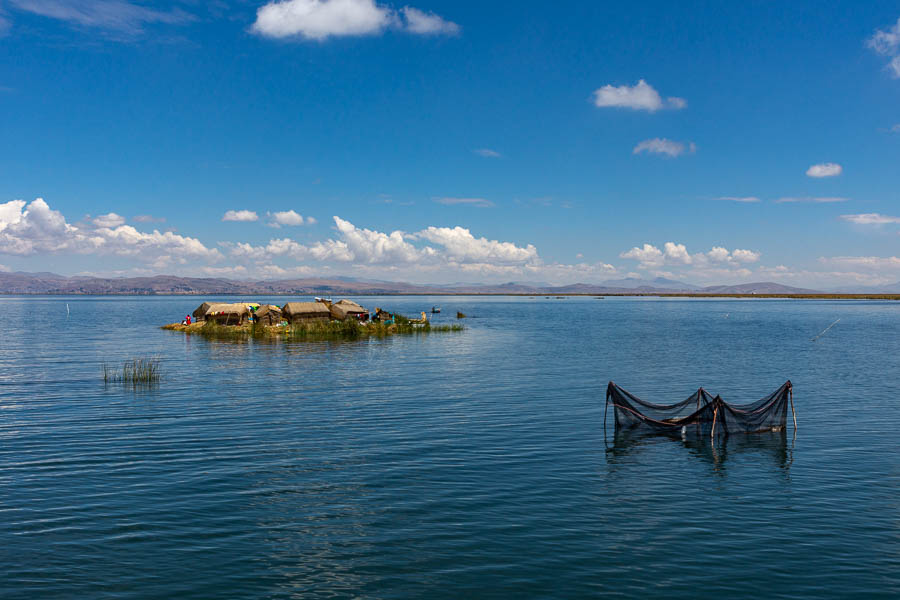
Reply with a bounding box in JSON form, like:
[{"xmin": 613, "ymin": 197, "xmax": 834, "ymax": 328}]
[
  {"xmin": 868, "ymin": 17, "xmax": 900, "ymax": 78},
  {"xmin": 620, "ymin": 243, "xmax": 664, "ymax": 266},
  {"xmin": 415, "ymin": 226, "xmax": 538, "ymax": 265},
  {"xmin": 251, "ymin": 0, "xmax": 392, "ymax": 40},
  {"xmin": 434, "ymin": 197, "xmax": 495, "ymax": 208},
  {"xmin": 0, "ymin": 198, "xmax": 220, "ymax": 263},
  {"xmin": 633, "ymin": 138, "xmax": 696, "ymax": 158},
  {"xmin": 222, "ymin": 216, "xmax": 540, "ymax": 275},
  {"xmin": 473, "ymin": 148, "xmax": 501, "ymax": 158},
  {"xmin": 806, "ymin": 162, "xmax": 843, "ymax": 178},
  {"xmin": 592, "ymin": 80, "xmax": 686, "ymax": 112},
  {"xmin": 251, "ymin": 0, "xmax": 457, "ymax": 40},
  {"xmin": 776, "ymin": 197, "xmax": 847, "ymax": 204},
  {"xmin": 9, "ymin": 0, "xmax": 191, "ymax": 35},
  {"xmin": 401, "ymin": 6, "xmax": 458, "ymax": 35},
  {"xmin": 92, "ymin": 212, "xmax": 125, "ymax": 228},
  {"xmin": 268, "ymin": 209, "xmax": 314, "ymax": 227},
  {"xmin": 840, "ymin": 213, "xmax": 900, "ymax": 225},
  {"xmin": 620, "ymin": 242, "xmax": 760, "ymax": 269},
  {"xmin": 222, "ymin": 210, "xmax": 259, "ymax": 222}
]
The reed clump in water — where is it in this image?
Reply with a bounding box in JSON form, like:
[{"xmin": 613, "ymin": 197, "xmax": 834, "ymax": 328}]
[{"xmin": 102, "ymin": 357, "xmax": 162, "ymax": 385}]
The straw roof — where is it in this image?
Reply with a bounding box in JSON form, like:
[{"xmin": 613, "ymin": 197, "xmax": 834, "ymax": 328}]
[
  {"xmin": 333, "ymin": 299, "xmax": 366, "ymax": 312},
  {"xmin": 330, "ymin": 299, "xmax": 367, "ymax": 320},
  {"xmin": 192, "ymin": 301, "xmax": 215, "ymax": 319},
  {"xmin": 256, "ymin": 304, "xmax": 282, "ymax": 316},
  {"xmin": 283, "ymin": 302, "xmax": 331, "ymax": 317},
  {"xmin": 205, "ymin": 303, "xmax": 253, "ymax": 317}
]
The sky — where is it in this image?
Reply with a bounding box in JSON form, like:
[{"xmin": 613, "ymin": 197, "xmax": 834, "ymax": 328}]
[{"xmin": 0, "ymin": 0, "xmax": 899, "ymax": 289}]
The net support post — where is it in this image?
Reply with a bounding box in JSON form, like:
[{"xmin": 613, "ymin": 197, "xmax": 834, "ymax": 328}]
[{"xmin": 789, "ymin": 386, "xmax": 797, "ymax": 433}]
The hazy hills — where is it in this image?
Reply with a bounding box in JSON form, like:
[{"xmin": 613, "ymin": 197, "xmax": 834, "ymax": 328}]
[{"xmin": 0, "ymin": 271, "xmax": 825, "ymax": 295}]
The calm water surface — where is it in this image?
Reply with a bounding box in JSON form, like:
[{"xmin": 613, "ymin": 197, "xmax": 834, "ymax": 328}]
[{"xmin": 2, "ymin": 296, "xmax": 899, "ymax": 598}]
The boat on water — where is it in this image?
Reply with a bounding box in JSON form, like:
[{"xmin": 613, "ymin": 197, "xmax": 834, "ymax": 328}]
[{"xmin": 431, "ymin": 306, "xmax": 441, "ymax": 313}]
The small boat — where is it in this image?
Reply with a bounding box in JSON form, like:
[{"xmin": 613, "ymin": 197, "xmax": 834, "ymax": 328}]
[{"xmin": 431, "ymin": 306, "xmax": 441, "ymax": 313}]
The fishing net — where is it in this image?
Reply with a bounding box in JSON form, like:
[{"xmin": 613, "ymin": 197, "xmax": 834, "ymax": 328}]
[{"xmin": 605, "ymin": 381, "xmax": 794, "ymax": 437}]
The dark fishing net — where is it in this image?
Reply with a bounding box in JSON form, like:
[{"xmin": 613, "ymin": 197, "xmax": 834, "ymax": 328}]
[{"xmin": 605, "ymin": 381, "xmax": 793, "ymax": 437}]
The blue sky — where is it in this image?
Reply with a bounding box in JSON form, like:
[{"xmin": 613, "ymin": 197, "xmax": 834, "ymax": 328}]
[{"xmin": 0, "ymin": 0, "xmax": 899, "ymax": 288}]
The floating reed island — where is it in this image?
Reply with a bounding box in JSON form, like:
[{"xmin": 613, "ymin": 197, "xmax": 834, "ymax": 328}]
[{"xmin": 163, "ymin": 298, "xmax": 464, "ymax": 340}]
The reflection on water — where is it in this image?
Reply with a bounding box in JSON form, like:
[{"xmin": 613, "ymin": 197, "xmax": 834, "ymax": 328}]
[{"xmin": 606, "ymin": 429, "xmax": 794, "ymax": 475}]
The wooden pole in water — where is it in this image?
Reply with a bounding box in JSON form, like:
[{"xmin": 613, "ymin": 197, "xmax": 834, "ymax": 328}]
[
  {"xmin": 789, "ymin": 387, "xmax": 797, "ymax": 432},
  {"xmin": 604, "ymin": 384, "xmax": 610, "ymax": 433},
  {"xmin": 711, "ymin": 405, "xmax": 718, "ymax": 439}
]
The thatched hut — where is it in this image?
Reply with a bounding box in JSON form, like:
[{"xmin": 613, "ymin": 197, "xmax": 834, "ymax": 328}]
[
  {"xmin": 254, "ymin": 304, "xmax": 284, "ymax": 326},
  {"xmin": 282, "ymin": 302, "xmax": 332, "ymax": 324},
  {"xmin": 205, "ymin": 303, "xmax": 254, "ymax": 326},
  {"xmin": 330, "ymin": 299, "xmax": 368, "ymax": 321},
  {"xmin": 192, "ymin": 301, "xmax": 216, "ymax": 321}
]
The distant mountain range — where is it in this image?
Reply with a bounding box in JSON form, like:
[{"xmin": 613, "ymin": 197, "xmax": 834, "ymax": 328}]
[{"xmin": 0, "ymin": 271, "xmax": 827, "ymax": 295}]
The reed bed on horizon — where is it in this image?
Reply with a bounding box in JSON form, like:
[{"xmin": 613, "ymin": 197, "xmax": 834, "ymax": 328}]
[{"xmin": 102, "ymin": 357, "xmax": 162, "ymax": 386}]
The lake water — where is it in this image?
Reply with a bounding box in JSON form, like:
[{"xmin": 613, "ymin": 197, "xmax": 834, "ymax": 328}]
[{"xmin": 2, "ymin": 295, "xmax": 899, "ymax": 599}]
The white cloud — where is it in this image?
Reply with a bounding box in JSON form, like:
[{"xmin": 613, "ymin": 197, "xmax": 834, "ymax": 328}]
[
  {"xmin": 718, "ymin": 196, "xmax": 761, "ymax": 203},
  {"xmin": 9, "ymin": 0, "xmax": 190, "ymax": 35},
  {"xmin": 434, "ymin": 197, "xmax": 495, "ymax": 208},
  {"xmin": 415, "ymin": 226, "xmax": 538, "ymax": 265},
  {"xmin": 731, "ymin": 249, "xmax": 761, "ymax": 263},
  {"xmin": 251, "ymin": 0, "xmax": 457, "ymax": 40},
  {"xmin": 592, "ymin": 80, "xmax": 686, "ymax": 112},
  {"xmin": 776, "ymin": 197, "xmax": 848, "ymax": 203},
  {"xmin": 869, "ymin": 18, "xmax": 900, "ymax": 55},
  {"xmin": 268, "ymin": 209, "xmax": 314, "ymax": 227},
  {"xmin": 840, "ymin": 213, "xmax": 900, "ymax": 225},
  {"xmin": 663, "ymin": 242, "xmax": 692, "ymax": 264},
  {"xmin": 401, "ymin": 6, "xmax": 458, "ymax": 35},
  {"xmin": 221, "ymin": 216, "xmax": 539, "ymax": 274},
  {"xmin": 806, "ymin": 162, "xmax": 843, "ymax": 178},
  {"xmin": 251, "ymin": 0, "xmax": 392, "ymax": 40},
  {"xmin": 620, "ymin": 243, "xmax": 664, "ymax": 266},
  {"xmin": 821, "ymin": 256, "xmax": 900, "ymax": 269},
  {"xmin": 92, "ymin": 212, "xmax": 125, "ymax": 228},
  {"xmin": 868, "ymin": 18, "xmax": 900, "ymax": 78},
  {"xmin": 633, "ymin": 138, "xmax": 696, "ymax": 158},
  {"xmin": 0, "ymin": 198, "xmax": 221, "ymax": 262},
  {"xmin": 222, "ymin": 210, "xmax": 259, "ymax": 222},
  {"xmin": 621, "ymin": 242, "xmax": 760, "ymax": 270},
  {"xmin": 473, "ymin": 148, "xmax": 501, "ymax": 158},
  {"xmin": 310, "ymin": 216, "xmax": 425, "ymax": 264}
]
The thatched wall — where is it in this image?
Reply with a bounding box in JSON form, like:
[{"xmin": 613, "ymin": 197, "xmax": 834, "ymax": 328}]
[
  {"xmin": 283, "ymin": 302, "xmax": 331, "ymax": 324},
  {"xmin": 255, "ymin": 305, "xmax": 284, "ymax": 326},
  {"xmin": 205, "ymin": 303, "xmax": 253, "ymax": 325}
]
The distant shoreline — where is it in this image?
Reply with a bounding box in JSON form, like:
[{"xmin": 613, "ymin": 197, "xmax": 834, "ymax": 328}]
[{"xmin": 2, "ymin": 292, "xmax": 900, "ymax": 300}]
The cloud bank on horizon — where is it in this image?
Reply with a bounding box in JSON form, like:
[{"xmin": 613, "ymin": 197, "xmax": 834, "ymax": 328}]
[{"xmin": 3, "ymin": 197, "xmax": 900, "ymax": 288}]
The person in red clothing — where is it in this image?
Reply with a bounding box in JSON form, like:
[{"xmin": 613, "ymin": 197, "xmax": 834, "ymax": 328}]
[{"xmin": 186, "ymin": 315, "xmax": 192, "ymax": 325}]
